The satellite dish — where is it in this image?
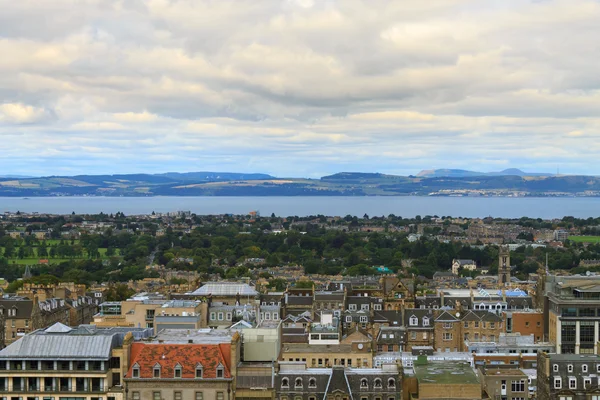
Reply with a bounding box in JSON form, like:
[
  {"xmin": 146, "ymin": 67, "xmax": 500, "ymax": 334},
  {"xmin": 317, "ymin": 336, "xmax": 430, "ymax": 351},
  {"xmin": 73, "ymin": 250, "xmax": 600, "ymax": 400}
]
[
  {"xmin": 358, "ymin": 343, "xmax": 364, "ymax": 349},
  {"xmin": 455, "ymin": 312, "xmax": 461, "ymax": 318}
]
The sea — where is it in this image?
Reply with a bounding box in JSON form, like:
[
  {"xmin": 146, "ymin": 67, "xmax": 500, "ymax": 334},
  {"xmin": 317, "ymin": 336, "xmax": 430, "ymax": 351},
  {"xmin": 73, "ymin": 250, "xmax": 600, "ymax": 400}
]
[{"xmin": 0, "ymin": 196, "xmax": 599, "ymax": 218}]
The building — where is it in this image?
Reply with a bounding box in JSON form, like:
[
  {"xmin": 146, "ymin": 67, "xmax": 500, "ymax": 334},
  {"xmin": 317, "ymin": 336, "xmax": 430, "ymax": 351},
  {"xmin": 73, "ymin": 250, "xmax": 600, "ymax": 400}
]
[
  {"xmin": 0, "ymin": 322, "xmax": 152, "ymax": 400},
  {"xmin": 452, "ymin": 259, "xmax": 477, "ymax": 275},
  {"xmin": 405, "ymin": 358, "xmax": 482, "ymax": 400},
  {"xmin": 506, "ymin": 310, "xmax": 544, "ymax": 342},
  {"xmin": 479, "ymin": 365, "xmax": 532, "ymax": 399},
  {"xmin": 404, "ymin": 309, "xmax": 435, "ymax": 351},
  {"xmin": 537, "ymin": 352, "xmax": 600, "ymax": 400},
  {"xmin": 544, "ymin": 275, "xmax": 600, "ymax": 354},
  {"xmin": 498, "ymin": 246, "xmax": 511, "ymax": 286},
  {"xmin": 275, "ymin": 362, "xmax": 402, "ymax": 400},
  {"xmin": 124, "ymin": 331, "xmax": 241, "ymax": 400}
]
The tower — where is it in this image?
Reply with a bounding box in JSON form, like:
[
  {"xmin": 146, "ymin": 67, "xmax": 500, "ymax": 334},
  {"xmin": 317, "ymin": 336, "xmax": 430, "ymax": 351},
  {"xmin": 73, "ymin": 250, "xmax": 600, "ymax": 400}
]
[{"xmin": 498, "ymin": 246, "xmax": 511, "ymax": 287}]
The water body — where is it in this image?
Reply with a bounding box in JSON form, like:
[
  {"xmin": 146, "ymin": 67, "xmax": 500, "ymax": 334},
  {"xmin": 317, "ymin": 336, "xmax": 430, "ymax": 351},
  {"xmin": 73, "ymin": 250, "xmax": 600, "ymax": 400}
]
[{"xmin": 1, "ymin": 196, "xmax": 599, "ymax": 218}]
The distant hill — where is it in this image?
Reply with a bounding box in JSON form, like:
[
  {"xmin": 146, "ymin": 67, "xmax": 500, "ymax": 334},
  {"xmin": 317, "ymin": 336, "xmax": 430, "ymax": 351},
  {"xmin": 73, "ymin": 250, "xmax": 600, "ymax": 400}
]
[
  {"xmin": 0, "ymin": 170, "xmax": 599, "ymax": 197},
  {"xmin": 417, "ymin": 168, "xmax": 554, "ymax": 178}
]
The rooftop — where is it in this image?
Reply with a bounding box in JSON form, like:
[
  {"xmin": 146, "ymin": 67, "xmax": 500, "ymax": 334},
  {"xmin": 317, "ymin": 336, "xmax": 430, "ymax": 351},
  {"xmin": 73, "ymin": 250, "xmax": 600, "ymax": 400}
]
[
  {"xmin": 189, "ymin": 282, "xmax": 258, "ymax": 296},
  {"xmin": 413, "ymin": 361, "xmax": 480, "ymax": 385},
  {"xmin": 154, "ymin": 328, "xmax": 234, "ymax": 344}
]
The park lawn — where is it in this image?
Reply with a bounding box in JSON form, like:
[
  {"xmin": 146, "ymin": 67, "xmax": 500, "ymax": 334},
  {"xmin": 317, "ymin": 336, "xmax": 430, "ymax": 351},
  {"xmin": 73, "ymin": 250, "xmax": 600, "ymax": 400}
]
[
  {"xmin": 7, "ymin": 258, "xmax": 73, "ymax": 265},
  {"xmin": 569, "ymin": 236, "xmax": 600, "ymax": 243}
]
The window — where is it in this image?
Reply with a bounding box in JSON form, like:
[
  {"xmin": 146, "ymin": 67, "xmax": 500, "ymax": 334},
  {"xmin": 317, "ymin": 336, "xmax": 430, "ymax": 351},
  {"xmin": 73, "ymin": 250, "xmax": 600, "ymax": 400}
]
[
  {"xmin": 345, "ymin": 316, "xmax": 352, "ymax": 323},
  {"xmin": 174, "ymin": 364, "xmax": 182, "ymax": 378},
  {"xmin": 554, "ymin": 377, "xmax": 561, "ymax": 389},
  {"xmin": 388, "ymin": 378, "xmax": 395, "ymax": 388},
  {"xmin": 443, "ymin": 322, "xmax": 452, "ymax": 329},
  {"xmin": 511, "ymin": 380, "xmax": 525, "ymax": 392},
  {"xmin": 423, "ymin": 317, "xmax": 430, "ymax": 326},
  {"xmin": 474, "ymin": 321, "xmax": 479, "ymax": 328},
  {"xmin": 153, "ymin": 364, "xmax": 161, "ymax": 378},
  {"xmin": 282, "ymin": 378, "xmax": 289, "ymax": 388},
  {"xmin": 217, "ymin": 392, "xmax": 224, "ymax": 400},
  {"xmin": 568, "ymin": 364, "xmax": 573, "ymax": 373},
  {"xmin": 409, "ymin": 316, "xmax": 418, "ymax": 326},
  {"xmin": 210, "ymin": 312, "xmax": 216, "ymax": 320},
  {"xmin": 309, "ymin": 378, "xmax": 317, "ymax": 388},
  {"xmin": 423, "ymin": 332, "xmax": 428, "ymax": 340},
  {"xmin": 174, "ymin": 391, "xmax": 182, "ymax": 400},
  {"xmin": 361, "ymin": 304, "xmax": 369, "ymax": 311},
  {"xmin": 583, "ymin": 364, "xmax": 589, "ymax": 373},
  {"xmin": 217, "ymin": 366, "xmax": 224, "ymax": 378},
  {"xmin": 464, "ymin": 321, "xmax": 469, "ymax": 328},
  {"xmin": 132, "ymin": 392, "xmax": 140, "ymax": 400},
  {"xmin": 349, "ymin": 304, "xmax": 357, "ymax": 311},
  {"xmin": 553, "ymin": 364, "xmax": 559, "ymax": 372},
  {"xmin": 374, "ymin": 379, "xmax": 382, "ymax": 388},
  {"xmin": 360, "ymin": 379, "xmax": 368, "ymax": 388},
  {"xmin": 153, "ymin": 391, "xmax": 161, "ymax": 400},
  {"xmin": 584, "ymin": 378, "xmax": 591, "ymax": 388},
  {"xmin": 226, "ymin": 312, "xmax": 232, "ymax": 320},
  {"xmin": 569, "ymin": 377, "xmax": 576, "ymax": 389},
  {"xmin": 195, "ymin": 392, "xmax": 204, "ymax": 400},
  {"xmin": 132, "ymin": 364, "xmax": 140, "ymax": 378},
  {"xmin": 218, "ymin": 312, "xmax": 224, "ymax": 320},
  {"xmin": 443, "ymin": 333, "xmax": 453, "ymax": 341},
  {"xmin": 490, "ymin": 322, "xmax": 495, "ymax": 329},
  {"xmin": 410, "ymin": 331, "xmax": 417, "ymax": 340},
  {"xmin": 196, "ymin": 364, "xmax": 203, "ymax": 378},
  {"xmin": 295, "ymin": 378, "xmax": 303, "ymax": 388},
  {"xmin": 374, "ymin": 304, "xmax": 382, "ymax": 311},
  {"xmin": 274, "ymin": 312, "xmax": 279, "ymax": 320},
  {"xmin": 360, "ymin": 316, "xmax": 368, "ymax": 323}
]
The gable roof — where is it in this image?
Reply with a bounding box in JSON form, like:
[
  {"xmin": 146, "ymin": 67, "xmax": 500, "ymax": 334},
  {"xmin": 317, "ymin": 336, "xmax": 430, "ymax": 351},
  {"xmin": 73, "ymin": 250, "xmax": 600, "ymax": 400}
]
[
  {"xmin": 325, "ymin": 367, "xmax": 353, "ymax": 399},
  {"xmin": 126, "ymin": 343, "xmax": 232, "ymax": 379},
  {"xmin": 435, "ymin": 311, "xmax": 459, "ymax": 322}
]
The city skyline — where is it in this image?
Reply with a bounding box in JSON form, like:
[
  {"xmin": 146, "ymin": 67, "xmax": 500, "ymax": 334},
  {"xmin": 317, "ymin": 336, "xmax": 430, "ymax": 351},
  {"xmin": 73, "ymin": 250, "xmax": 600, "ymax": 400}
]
[{"xmin": 1, "ymin": 0, "xmax": 600, "ymax": 177}]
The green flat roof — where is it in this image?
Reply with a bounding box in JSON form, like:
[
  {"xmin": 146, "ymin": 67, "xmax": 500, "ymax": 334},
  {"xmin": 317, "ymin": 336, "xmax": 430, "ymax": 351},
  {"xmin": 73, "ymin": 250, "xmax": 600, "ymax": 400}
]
[{"xmin": 414, "ymin": 362, "xmax": 480, "ymax": 385}]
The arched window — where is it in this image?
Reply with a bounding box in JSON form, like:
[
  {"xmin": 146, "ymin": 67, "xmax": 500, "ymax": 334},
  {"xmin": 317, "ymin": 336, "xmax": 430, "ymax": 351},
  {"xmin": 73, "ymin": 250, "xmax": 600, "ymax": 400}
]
[
  {"xmin": 295, "ymin": 378, "xmax": 303, "ymax": 388},
  {"xmin": 360, "ymin": 378, "xmax": 368, "ymax": 388},
  {"xmin": 282, "ymin": 378, "xmax": 289, "ymax": 388},
  {"xmin": 309, "ymin": 378, "xmax": 317, "ymax": 388},
  {"xmin": 388, "ymin": 378, "xmax": 395, "ymax": 388},
  {"xmin": 374, "ymin": 378, "xmax": 382, "ymax": 388}
]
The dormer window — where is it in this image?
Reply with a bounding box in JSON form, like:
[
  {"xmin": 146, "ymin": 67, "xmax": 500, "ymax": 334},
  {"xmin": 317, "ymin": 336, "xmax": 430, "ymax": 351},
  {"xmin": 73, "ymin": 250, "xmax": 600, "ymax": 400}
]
[
  {"xmin": 374, "ymin": 378, "xmax": 382, "ymax": 389},
  {"xmin": 423, "ymin": 317, "xmax": 430, "ymax": 326},
  {"xmin": 132, "ymin": 363, "xmax": 140, "ymax": 378},
  {"xmin": 583, "ymin": 364, "xmax": 588, "ymax": 373},
  {"xmin": 282, "ymin": 378, "xmax": 290, "ymax": 388},
  {"xmin": 153, "ymin": 363, "xmax": 161, "ymax": 378},
  {"xmin": 174, "ymin": 364, "xmax": 182, "ymax": 378},
  {"xmin": 568, "ymin": 364, "xmax": 573, "ymax": 373},
  {"xmin": 409, "ymin": 316, "xmax": 418, "ymax": 326},
  {"xmin": 309, "ymin": 378, "xmax": 316, "ymax": 388},
  {"xmin": 295, "ymin": 378, "xmax": 303, "ymax": 388},
  {"xmin": 196, "ymin": 363, "xmax": 203, "ymax": 378},
  {"xmin": 216, "ymin": 365, "xmax": 224, "ymax": 378},
  {"xmin": 388, "ymin": 378, "xmax": 395, "ymax": 388},
  {"xmin": 360, "ymin": 378, "xmax": 368, "ymax": 388}
]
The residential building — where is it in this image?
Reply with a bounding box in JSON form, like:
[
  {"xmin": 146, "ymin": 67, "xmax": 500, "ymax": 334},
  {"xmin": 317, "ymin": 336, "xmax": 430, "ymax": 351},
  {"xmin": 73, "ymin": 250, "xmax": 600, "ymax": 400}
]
[
  {"xmin": 537, "ymin": 352, "xmax": 600, "ymax": 400},
  {"xmin": 479, "ymin": 365, "xmax": 531, "ymax": 399},
  {"xmin": 124, "ymin": 332, "xmax": 240, "ymax": 400},
  {"xmin": 404, "ymin": 358, "xmax": 482, "ymax": 400},
  {"xmin": 452, "ymin": 259, "xmax": 477, "ymax": 275},
  {"xmin": 275, "ymin": 362, "xmax": 402, "ymax": 400}
]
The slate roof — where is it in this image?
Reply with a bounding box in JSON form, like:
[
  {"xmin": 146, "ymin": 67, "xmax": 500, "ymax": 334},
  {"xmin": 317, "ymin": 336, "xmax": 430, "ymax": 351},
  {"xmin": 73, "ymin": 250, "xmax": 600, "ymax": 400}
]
[
  {"xmin": 286, "ymin": 296, "xmax": 313, "ymax": 306},
  {"xmin": 404, "ymin": 309, "xmax": 434, "ymax": 328},
  {"xmin": 0, "ymin": 298, "xmax": 33, "ymax": 319},
  {"xmin": 0, "ymin": 325, "xmax": 115, "ymax": 360},
  {"xmin": 325, "ymin": 366, "xmax": 352, "ymax": 398},
  {"xmin": 461, "ymin": 310, "xmax": 503, "ymax": 322},
  {"xmin": 126, "ymin": 343, "xmax": 232, "ymax": 379},
  {"xmin": 314, "ymin": 291, "xmax": 345, "ymax": 301},
  {"xmin": 376, "ymin": 327, "xmax": 406, "ymax": 344},
  {"xmin": 373, "ymin": 310, "xmax": 403, "ymax": 326},
  {"xmin": 435, "ymin": 311, "xmax": 459, "ymax": 322}
]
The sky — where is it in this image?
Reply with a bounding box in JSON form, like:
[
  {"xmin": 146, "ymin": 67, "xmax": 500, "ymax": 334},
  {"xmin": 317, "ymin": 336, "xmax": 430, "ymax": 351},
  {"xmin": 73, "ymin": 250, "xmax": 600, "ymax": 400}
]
[{"xmin": 1, "ymin": 0, "xmax": 600, "ymax": 178}]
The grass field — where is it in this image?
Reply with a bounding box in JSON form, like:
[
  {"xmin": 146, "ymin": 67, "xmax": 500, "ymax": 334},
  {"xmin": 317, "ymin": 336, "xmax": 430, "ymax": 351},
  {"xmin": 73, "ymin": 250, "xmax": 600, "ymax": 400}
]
[
  {"xmin": 569, "ymin": 236, "xmax": 600, "ymax": 243},
  {"xmin": 1, "ymin": 246, "xmax": 121, "ymax": 264}
]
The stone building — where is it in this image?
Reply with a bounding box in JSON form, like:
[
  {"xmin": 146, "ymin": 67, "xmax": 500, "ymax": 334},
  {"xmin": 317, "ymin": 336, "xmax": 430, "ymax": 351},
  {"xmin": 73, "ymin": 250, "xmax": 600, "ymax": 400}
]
[
  {"xmin": 275, "ymin": 362, "xmax": 402, "ymax": 400},
  {"xmin": 537, "ymin": 352, "xmax": 600, "ymax": 400},
  {"xmin": 124, "ymin": 332, "xmax": 241, "ymax": 400},
  {"xmin": 0, "ymin": 322, "xmax": 152, "ymax": 400}
]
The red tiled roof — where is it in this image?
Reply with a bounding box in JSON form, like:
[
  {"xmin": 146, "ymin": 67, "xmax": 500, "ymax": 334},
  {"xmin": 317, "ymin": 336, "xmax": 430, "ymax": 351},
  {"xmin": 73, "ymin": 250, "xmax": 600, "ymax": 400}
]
[{"xmin": 126, "ymin": 343, "xmax": 232, "ymax": 379}]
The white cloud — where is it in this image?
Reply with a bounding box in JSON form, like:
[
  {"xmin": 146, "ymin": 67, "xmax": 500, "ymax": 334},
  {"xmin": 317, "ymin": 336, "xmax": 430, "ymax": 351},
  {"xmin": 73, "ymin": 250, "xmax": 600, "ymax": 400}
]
[{"xmin": 0, "ymin": 0, "xmax": 599, "ymax": 176}]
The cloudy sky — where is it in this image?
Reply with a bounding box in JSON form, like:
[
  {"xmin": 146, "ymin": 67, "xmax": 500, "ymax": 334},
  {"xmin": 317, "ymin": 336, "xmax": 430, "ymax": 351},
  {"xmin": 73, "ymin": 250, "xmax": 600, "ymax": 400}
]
[{"xmin": 1, "ymin": 0, "xmax": 599, "ymax": 178}]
